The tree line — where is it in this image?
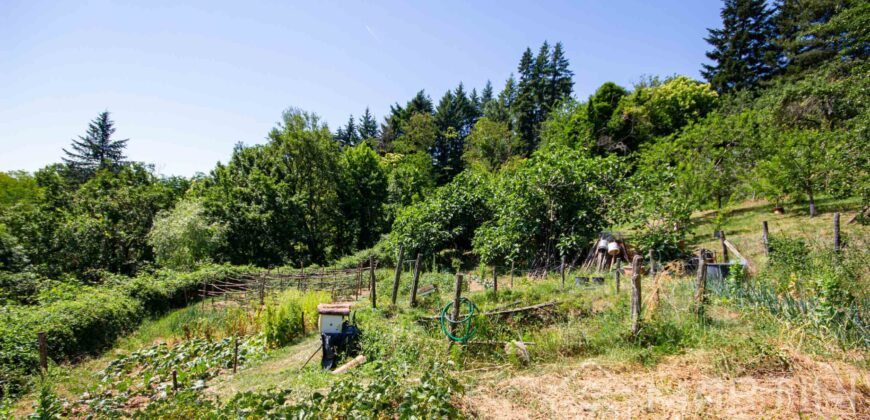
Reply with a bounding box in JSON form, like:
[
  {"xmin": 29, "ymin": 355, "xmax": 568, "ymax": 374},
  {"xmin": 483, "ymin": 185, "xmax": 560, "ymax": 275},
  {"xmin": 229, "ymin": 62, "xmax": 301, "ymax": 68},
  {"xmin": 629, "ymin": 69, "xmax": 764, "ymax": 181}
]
[{"xmin": 1, "ymin": 0, "xmax": 867, "ymax": 279}]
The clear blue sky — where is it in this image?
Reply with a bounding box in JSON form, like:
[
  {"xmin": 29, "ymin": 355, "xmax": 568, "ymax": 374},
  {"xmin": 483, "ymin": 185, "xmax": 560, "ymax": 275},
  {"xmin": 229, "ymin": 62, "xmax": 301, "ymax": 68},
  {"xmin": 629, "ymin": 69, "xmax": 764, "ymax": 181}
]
[{"xmin": 1, "ymin": 0, "xmax": 722, "ymax": 176}]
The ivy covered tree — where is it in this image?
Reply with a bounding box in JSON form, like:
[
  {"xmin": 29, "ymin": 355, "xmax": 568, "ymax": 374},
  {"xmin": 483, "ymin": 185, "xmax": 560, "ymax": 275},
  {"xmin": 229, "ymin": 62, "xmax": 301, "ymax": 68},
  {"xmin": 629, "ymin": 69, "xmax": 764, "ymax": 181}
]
[
  {"xmin": 62, "ymin": 111, "xmax": 128, "ymax": 179},
  {"xmin": 702, "ymin": 0, "xmax": 781, "ymax": 92}
]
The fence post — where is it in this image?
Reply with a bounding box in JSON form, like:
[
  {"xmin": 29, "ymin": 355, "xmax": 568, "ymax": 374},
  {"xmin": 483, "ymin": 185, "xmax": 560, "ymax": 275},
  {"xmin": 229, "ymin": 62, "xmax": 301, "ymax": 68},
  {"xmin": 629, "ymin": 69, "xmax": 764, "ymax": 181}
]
[
  {"xmin": 391, "ymin": 245, "xmax": 404, "ymax": 306},
  {"xmin": 560, "ymin": 255, "xmax": 566, "ymax": 289},
  {"xmin": 719, "ymin": 231, "xmax": 729, "ymax": 263},
  {"xmin": 694, "ymin": 250, "xmax": 708, "ymax": 318},
  {"xmin": 172, "ymin": 369, "xmax": 178, "ymax": 392},
  {"xmin": 492, "ymin": 265, "xmax": 498, "ymax": 297},
  {"xmin": 410, "ymin": 253, "xmax": 422, "ymax": 307},
  {"xmin": 451, "ymin": 274, "xmax": 463, "ymax": 335},
  {"xmin": 259, "ymin": 274, "xmax": 265, "ymax": 306},
  {"xmin": 38, "ymin": 332, "xmax": 47, "ymax": 373},
  {"xmin": 233, "ymin": 336, "xmax": 239, "ymax": 373},
  {"xmin": 648, "ymin": 249, "xmax": 656, "ymax": 280},
  {"xmin": 833, "ymin": 212, "xmax": 841, "ymax": 253},
  {"xmin": 762, "ymin": 221, "xmax": 769, "ymax": 255},
  {"xmin": 630, "ymin": 255, "xmax": 642, "ymax": 336},
  {"xmin": 369, "ymin": 257, "xmax": 376, "ymax": 309},
  {"xmin": 615, "ymin": 260, "xmax": 621, "ymax": 293}
]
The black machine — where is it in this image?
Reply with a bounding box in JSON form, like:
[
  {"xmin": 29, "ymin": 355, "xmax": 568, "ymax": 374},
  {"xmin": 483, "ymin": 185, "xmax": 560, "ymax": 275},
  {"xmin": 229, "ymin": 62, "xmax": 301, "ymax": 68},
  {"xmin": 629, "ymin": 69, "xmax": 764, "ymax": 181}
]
[{"xmin": 317, "ymin": 303, "xmax": 362, "ymax": 370}]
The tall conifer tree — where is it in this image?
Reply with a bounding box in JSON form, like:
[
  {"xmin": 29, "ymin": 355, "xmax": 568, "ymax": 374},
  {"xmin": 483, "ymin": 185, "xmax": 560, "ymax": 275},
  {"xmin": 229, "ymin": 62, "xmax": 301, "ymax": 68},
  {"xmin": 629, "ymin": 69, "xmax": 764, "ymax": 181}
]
[
  {"xmin": 63, "ymin": 111, "xmax": 128, "ymax": 178},
  {"xmin": 702, "ymin": 0, "xmax": 780, "ymax": 92}
]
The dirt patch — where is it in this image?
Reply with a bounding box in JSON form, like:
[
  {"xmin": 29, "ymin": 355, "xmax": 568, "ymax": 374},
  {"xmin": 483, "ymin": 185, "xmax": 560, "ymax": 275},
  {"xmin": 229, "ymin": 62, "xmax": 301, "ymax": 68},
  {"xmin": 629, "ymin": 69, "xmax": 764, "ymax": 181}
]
[{"xmin": 464, "ymin": 352, "xmax": 869, "ymax": 419}]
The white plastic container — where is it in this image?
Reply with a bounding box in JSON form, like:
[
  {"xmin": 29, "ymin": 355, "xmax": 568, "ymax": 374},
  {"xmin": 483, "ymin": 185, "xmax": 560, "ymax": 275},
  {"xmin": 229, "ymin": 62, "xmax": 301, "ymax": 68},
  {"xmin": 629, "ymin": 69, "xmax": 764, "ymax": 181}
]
[{"xmin": 607, "ymin": 241, "xmax": 620, "ymax": 256}]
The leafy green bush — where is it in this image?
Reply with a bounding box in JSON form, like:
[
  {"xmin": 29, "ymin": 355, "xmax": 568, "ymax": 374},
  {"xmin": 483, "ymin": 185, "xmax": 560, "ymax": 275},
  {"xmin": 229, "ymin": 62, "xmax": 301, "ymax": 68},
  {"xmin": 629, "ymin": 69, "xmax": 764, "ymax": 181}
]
[
  {"xmin": 261, "ymin": 289, "xmax": 331, "ymax": 348},
  {"xmin": 147, "ymin": 198, "xmax": 226, "ymax": 270}
]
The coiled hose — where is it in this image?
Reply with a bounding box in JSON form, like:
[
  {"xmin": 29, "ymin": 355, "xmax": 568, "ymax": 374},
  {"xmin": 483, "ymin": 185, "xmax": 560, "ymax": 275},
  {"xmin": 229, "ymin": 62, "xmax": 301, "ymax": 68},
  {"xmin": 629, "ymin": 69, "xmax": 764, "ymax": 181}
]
[{"xmin": 439, "ymin": 297, "xmax": 478, "ymax": 343}]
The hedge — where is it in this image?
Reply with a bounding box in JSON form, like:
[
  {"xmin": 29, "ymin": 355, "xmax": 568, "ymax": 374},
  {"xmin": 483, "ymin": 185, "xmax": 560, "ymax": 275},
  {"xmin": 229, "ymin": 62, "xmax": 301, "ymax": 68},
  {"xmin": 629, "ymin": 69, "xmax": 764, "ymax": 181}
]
[{"xmin": 0, "ymin": 263, "xmax": 255, "ymax": 397}]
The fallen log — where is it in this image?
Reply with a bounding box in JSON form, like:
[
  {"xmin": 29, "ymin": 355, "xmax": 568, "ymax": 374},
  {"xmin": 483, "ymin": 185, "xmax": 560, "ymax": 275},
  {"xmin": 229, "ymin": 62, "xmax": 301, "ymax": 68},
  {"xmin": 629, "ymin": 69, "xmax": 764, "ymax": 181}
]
[
  {"xmin": 417, "ymin": 301, "xmax": 557, "ymax": 321},
  {"xmin": 333, "ymin": 355, "xmax": 366, "ymax": 374}
]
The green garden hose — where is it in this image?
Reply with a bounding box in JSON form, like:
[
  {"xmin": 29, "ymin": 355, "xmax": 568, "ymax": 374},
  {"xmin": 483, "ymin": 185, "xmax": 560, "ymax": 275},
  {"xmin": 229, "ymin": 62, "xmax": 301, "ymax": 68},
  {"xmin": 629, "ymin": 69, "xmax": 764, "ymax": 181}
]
[{"xmin": 439, "ymin": 297, "xmax": 478, "ymax": 343}]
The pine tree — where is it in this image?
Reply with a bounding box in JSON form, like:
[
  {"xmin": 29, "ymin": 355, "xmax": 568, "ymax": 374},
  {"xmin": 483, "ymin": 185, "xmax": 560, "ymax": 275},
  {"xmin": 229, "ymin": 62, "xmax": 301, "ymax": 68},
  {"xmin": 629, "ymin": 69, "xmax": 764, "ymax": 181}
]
[
  {"xmin": 514, "ymin": 47, "xmax": 539, "ymax": 153},
  {"xmin": 358, "ymin": 107, "xmax": 379, "ymax": 140},
  {"xmin": 343, "ymin": 115, "xmax": 360, "ymax": 146},
  {"xmin": 774, "ymin": 0, "xmax": 847, "ymax": 74},
  {"xmin": 549, "ymin": 42, "xmax": 574, "ymax": 105},
  {"xmin": 63, "ymin": 111, "xmax": 128, "ymax": 178},
  {"xmin": 702, "ymin": 0, "xmax": 781, "ymax": 92},
  {"xmin": 481, "ymin": 80, "xmax": 494, "ymax": 104}
]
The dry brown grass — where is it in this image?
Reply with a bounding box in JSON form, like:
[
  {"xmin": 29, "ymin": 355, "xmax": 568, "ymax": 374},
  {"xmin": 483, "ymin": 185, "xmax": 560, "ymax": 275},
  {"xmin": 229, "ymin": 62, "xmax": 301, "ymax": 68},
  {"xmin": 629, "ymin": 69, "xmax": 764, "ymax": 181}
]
[{"xmin": 463, "ymin": 349, "xmax": 869, "ymax": 419}]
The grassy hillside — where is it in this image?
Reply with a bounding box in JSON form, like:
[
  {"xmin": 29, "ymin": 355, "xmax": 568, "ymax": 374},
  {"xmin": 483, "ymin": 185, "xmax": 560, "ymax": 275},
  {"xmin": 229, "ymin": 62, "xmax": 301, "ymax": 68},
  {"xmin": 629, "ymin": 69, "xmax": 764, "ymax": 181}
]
[{"xmin": 12, "ymin": 199, "xmax": 869, "ymax": 418}]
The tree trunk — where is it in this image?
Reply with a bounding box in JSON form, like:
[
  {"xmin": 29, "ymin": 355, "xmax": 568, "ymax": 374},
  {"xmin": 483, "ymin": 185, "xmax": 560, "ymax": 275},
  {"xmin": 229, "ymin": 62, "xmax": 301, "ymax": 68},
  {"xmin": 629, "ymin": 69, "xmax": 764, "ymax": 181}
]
[{"xmin": 807, "ymin": 188, "xmax": 817, "ymax": 218}]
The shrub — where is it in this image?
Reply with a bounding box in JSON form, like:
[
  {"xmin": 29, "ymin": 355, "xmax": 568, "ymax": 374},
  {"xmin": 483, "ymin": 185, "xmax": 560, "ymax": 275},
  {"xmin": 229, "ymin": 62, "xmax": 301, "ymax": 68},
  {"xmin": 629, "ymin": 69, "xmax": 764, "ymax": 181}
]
[{"xmin": 261, "ymin": 289, "xmax": 331, "ymax": 348}]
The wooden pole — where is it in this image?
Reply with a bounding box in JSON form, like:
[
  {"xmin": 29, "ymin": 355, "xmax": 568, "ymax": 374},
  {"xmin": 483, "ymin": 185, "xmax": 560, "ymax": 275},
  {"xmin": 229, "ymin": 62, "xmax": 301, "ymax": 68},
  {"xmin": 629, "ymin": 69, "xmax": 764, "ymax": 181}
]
[
  {"xmin": 762, "ymin": 221, "xmax": 770, "ymax": 255},
  {"xmin": 409, "ymin": 253, "xmax": 422, "ymax": 307},
  {"xmin": 719, "ymin": 231, "xmax": 729, "ymax": 263},
  {"xmin": 560, "ymin": 255, "xmax": 566, "ymax": 289},
  {"xmin": 391, "ymin": 245, "xmax": 404, "ymax": 306},
  {"xmin": 648, "ymin": 249, "xmax": 656, "ymax": 280},
  {"xmin": 451, "ymin": 274, "xmax": 463, "ymax": 337},
  {"xmin": 172, "ymin": 369, "xmax": 178, "ymax": 392},
  {"xmin": 38, "ymin": 332, "xmax": 47, "ymax": 373},
  {"xmin": 833, "ymin": 212, "xmax": 841, "ymax": 253},
  {"xmin": 259, "ymin": 275, "xmax": 266, "ymax": 306},
  {"xmin": 233, "ymin": 336, "xmax": 239, "ymax": 373},
  {"xmin": 369, "ymin": 257, "xmax": 376, "ymax": 309},
  {"xmin": 694, "ymin": 250, "xmax": 708, "ymax": 318},
  {"xmin": 630, "ymin": 255, "xmax": 642, "ymax": 336},
  {"xmin": 492, "ymin": 265, "xmax": 498, "ymax": 297},
  {"xmin": 615, "ymin": 260, "xmax": 621, "ymax": 293}
]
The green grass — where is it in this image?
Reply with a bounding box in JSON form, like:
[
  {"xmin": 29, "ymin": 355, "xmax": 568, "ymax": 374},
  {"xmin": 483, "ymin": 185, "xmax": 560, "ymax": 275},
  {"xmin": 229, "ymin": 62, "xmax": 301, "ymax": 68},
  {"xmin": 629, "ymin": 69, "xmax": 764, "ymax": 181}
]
[{"xmin": 688, "ymin": 196, "xmax": 868, "ymax": 266}]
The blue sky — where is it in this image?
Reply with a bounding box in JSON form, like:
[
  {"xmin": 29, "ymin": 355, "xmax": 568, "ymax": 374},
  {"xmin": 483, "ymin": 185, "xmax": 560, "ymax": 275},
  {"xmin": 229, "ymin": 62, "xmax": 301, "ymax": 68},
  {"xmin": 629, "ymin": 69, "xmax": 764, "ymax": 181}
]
[{"xmin": 1, "ymin": 0, "xmax": 722, "ymax": 176}]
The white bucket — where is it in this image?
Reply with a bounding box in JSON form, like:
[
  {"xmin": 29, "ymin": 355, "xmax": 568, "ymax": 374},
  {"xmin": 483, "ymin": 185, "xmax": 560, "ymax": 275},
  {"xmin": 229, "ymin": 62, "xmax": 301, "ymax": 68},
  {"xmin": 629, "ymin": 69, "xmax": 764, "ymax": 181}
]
[
  {"xmin": 597, "ymin": 239, "xmax": 608, "ymax": 251},
  {"xmin": 606, "ymin": 241, "xmax": 620, "ymax": 256}
]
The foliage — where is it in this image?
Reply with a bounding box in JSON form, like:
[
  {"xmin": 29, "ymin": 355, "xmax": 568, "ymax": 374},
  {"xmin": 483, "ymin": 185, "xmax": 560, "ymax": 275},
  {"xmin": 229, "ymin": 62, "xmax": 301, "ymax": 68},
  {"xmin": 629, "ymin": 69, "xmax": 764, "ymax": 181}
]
[
  {"xmin": 261, "ymin": 289, "xmax": 331, "ymax": 348},
  {"xmin": 337, "ymin": 144, "xmax": 389, "ymax": 251},
  {"xmin": 197, "ymin": 109, "xmax": 344, "ymax": 266},
  {"xmin": 392, "ymin": 170, "xmax": 492, "ymax": 259},
  {"xmin": 61, "ymin": 111, "xmax": 129, "ymax": 180},
  {"xmin": 147, "ymin": 198, "xmax": 226, "ymax": 270},
  {"xmin": 473, "ymin": 146, "xmax": 623, "ymax": 266},
  {"xmin": 463, "ymin": 117, "xmax": 521, "ymax": 172},
  {"xmin": 702, "ymin": 0, "xmax": 780, "ymax": 92}
]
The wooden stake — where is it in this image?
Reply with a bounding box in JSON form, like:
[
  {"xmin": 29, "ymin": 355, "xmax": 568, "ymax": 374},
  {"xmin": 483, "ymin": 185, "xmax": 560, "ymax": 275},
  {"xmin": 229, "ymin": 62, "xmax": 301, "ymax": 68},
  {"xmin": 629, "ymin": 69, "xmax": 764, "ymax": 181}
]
[
  {"xmin": 560, "ymin": 255, "xmax": 566, "ymax": 289},
  {"xmin": 172, "ymin": 369, "xmax": 178, "ymax": 392},
  {"xmin": 630, "ymin": 255, "xmax": 642, "ymax": 336},
  {"xmin": 492, "ymin": 266, "xmax": 498, "ymax": 297},
  {"xmin": 450, "ymin": 273, "xmax": 464, "ymax": 345},
  {"xmin": 648, "ymin": 249, "xmax": 656, "ymax": 280},
  {"xmin": 233, "ymin": 336, "xmax": 239, "ymax": 373},
  {"xmin": 38, "ymin": 332, "xmax": 47, "ymax": 373},
  {"xmin": 369, "ymin": 257, "xmax": 376, "ymax": 309},
  {"xmin": 719, "ymin": 231, "xmax": 729, "ymax": 263},
  {"xmin": 615, "ymin": 260, "xmax": 621, "ymax": 293},
  {"xmin": 410, "ymin": 253, "xmax": 422, "ymax": 307},
  {"xmin": 833, "ymin": 212, "xmax": 841, "ymax": 253},
  {"xmin": 762, "ymin": 221, "xmax": 769, "ymax": 255},
  {"xmin": 391, "ymin": 245, "xmax": 404, "ymax": 305},
  {"xmin": 694, "ymin": 250, "xmax": 708, "ymax": 318}
]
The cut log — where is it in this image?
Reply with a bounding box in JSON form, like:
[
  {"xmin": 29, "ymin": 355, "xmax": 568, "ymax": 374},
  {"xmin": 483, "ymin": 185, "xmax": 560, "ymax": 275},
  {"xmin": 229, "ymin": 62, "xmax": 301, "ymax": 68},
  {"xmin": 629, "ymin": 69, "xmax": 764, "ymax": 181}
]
[
  {"xmin": 417, "ymin": 300, "xmax": 556, "ymax": 321},
  {"xmin": 332, "ymin": 355, "xmax": 367, "ymax": 374}
]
